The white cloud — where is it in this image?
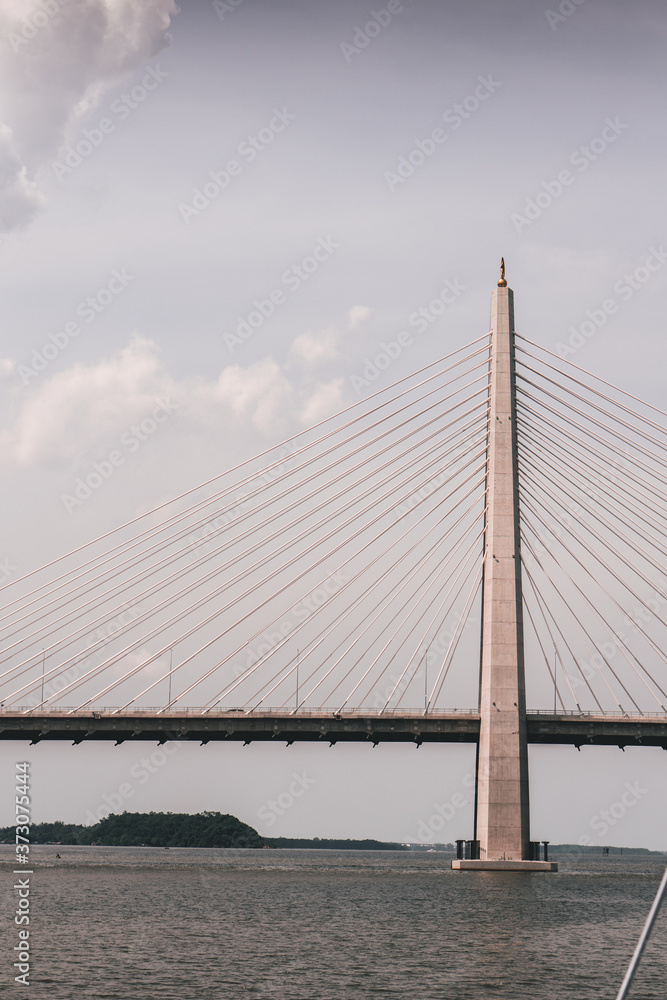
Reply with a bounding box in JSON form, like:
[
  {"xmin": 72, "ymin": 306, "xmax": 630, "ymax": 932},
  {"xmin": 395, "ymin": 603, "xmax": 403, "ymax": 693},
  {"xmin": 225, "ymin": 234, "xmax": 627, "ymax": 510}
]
[
  {"xmin": 0, "ymin": 0, "xmax": 177, "ymax": 230},
  {"xmin": 290, "ymin": 325, "xmax": 341, "ymax": 366},
  {"xmin": 0, "ymin": 336, "xmax": 176, "ymax": 465},
  {"xmin": 0, "ymin": 335, "xmax": 353, "ymax": 467},
  {"xmin": 0, "ymin": 357, "xmax": 16, "ymax": 378},
  {"xmin": 0, "ymin": 122, "xmax": 43, "ymax": 229},
  {"xmin": 214, "ymin": 358, "xmax": 293, "ymax": 434},
  {"xmin": 299, "ymin": 379, "xmax": 346, "ymax": 426},
  {"xmin": 347, "ymin": 305, "xmax": 372, "ymax": 330},
  {"xmin": 289, "ymin": 308, "xmax": 372, "ymax": 369}
]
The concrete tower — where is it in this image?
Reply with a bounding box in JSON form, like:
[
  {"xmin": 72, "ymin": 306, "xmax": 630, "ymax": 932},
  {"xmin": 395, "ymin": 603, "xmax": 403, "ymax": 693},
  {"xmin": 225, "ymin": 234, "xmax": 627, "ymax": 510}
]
[
  {"xmin": 475, "ymin": 261, "xmax": 530, "ymax": 861},
  {"xmin": 453, "ymin": 261, "xmax": 556, "ymax": 872}
]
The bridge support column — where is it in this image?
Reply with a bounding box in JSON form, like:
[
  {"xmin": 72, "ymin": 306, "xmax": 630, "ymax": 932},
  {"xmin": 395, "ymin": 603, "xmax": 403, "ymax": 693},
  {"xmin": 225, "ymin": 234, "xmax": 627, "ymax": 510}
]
[{"xmin": 474, "ymin": 267, "xmax": 531, "ymax": 862}]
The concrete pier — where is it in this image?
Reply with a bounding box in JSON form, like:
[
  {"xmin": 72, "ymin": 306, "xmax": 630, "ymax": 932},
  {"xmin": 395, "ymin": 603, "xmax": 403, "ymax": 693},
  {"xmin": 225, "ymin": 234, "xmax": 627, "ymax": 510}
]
[{"xmin": 452, "ymin": 859, "xmax": 558, "ymax": 872}]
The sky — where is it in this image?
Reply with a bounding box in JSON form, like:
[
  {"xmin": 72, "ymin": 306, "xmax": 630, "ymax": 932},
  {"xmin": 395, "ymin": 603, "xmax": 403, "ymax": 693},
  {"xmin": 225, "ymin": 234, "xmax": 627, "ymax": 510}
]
[{"xmin": 0, "ymin": 0, "xmax": 666, "ymax": 849}]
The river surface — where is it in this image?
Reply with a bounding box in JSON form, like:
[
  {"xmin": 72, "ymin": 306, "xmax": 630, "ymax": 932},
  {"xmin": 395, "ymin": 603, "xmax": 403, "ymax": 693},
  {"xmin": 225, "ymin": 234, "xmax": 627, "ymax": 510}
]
[{"xmin": 1, "ymin": 846, "xmax": 665, "ymax": 999}]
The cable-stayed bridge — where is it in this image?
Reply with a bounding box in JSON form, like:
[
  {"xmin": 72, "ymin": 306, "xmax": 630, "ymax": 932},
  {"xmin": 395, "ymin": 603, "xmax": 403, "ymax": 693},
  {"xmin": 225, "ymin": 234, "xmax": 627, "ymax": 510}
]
[{"xmin": 2, "ymin": 265, "xmax": 666, "ymax": 866}]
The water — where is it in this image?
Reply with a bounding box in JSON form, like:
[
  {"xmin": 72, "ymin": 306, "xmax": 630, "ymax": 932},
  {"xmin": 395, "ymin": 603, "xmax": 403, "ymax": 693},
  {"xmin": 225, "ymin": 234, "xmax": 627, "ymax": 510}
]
[{"xmin": 1, "ymin": 846, "xmax": 666, "ymax": 999}]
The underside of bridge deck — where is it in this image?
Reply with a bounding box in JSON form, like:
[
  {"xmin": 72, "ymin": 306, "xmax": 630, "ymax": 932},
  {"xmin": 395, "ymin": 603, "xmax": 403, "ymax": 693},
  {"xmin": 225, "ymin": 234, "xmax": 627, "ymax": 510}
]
[{"xmin": 1, "ymin": 712, "xmax": 665, "ymax": 748}]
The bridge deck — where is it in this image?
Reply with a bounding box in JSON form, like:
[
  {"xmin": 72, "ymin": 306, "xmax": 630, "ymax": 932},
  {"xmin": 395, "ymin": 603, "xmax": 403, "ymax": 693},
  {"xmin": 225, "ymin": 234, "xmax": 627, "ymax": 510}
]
[{"xmin": 1, "ymin": 710, "xmax": 666, "ymax": 748}]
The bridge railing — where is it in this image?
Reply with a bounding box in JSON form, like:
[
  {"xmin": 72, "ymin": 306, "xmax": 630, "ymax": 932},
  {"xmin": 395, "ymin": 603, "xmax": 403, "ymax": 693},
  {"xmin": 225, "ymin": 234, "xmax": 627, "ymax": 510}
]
[
  {"xmin": 2, "ymin": 706, "xmax": 665, "ymax": 720},
  {"xmin": 1, "ymin": 705, "xmax": 479, "ymax": 717},
  {"xmin": 528, "ymin": 709, "xmax": 667, "ymax": 719}
]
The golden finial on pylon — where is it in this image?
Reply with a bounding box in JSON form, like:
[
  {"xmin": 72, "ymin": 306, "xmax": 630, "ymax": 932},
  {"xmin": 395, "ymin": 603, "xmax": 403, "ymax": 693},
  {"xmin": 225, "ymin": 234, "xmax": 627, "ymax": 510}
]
[{"xmin": 497, "ymin": 257, "xmax": 507, "ymax": 287}]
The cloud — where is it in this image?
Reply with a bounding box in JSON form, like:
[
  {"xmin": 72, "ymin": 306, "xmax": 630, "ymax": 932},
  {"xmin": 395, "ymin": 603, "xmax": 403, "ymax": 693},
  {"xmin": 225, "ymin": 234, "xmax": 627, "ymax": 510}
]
[
  {"xmin": 0, "ymin": 0, "xmax": 178, "ymax": 231},
  {"xmin": 0, "ymin": 332, "xmax": 353, "ymax": 467},
  {"xmin": 214, "ymin": 358, "xmax": 293, "ymax": 434},
  {"xmin": 0, "ymin": 357, "xmax": 16, "ymax": 378},
  {"xmin": 347, "ymin": 305, "xmax": 372, "ymax": 330},
  {"xmin": 0, "ymin": 122, "xmax": 43, "ymax": 229},
  {"xmin": 0, "ymin": 335, "xmax": 176, "ymax": 465},
  {"xmin": 290, "ymin": 325, "xmax": 341, "ymax": 366},
  {"xmin": 299, "ymin": 379, "xmax": 346, "ymax": 426},
  {"xmin": 289, "ymin": 308, "xmax": 372, "ymax": 370}
]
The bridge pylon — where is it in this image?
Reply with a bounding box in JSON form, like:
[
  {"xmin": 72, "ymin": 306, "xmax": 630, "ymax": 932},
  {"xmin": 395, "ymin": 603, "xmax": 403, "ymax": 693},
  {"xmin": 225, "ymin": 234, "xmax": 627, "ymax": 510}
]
[{"xmin": 454, "ymin": 261, "xmax": 556, "ymax": 871}]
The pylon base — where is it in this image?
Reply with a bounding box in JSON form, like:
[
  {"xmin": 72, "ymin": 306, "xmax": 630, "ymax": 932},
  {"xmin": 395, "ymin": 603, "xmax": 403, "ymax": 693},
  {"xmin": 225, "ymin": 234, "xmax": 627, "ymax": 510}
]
[{"xmin": 451, "ymin": 859, "xmax": 558, "ymax": 872}]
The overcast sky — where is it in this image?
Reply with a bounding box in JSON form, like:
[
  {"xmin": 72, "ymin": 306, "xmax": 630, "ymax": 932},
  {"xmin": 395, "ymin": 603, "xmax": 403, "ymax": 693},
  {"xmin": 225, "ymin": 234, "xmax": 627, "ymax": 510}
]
[{"xmin": 0, "ymin": 0, "xmax": 666, "ymax": 849}]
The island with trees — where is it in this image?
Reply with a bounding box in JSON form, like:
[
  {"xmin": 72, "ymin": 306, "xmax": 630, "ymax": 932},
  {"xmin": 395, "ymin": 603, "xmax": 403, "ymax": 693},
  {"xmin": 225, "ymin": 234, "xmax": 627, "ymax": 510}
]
[{"xmin": 0, "ymin": 812, "xmax": 407, "ymax": 850}]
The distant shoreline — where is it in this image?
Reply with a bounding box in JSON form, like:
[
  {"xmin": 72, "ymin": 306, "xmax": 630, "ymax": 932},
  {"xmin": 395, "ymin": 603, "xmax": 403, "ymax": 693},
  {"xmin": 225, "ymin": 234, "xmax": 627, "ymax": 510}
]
[
  {"xmin": 1, "ymin": 839, "xmax": 664, "ymax": 855},
  {"xmin": 0, "ymin": 814, "xmax": 663, "ymax": 854}
]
